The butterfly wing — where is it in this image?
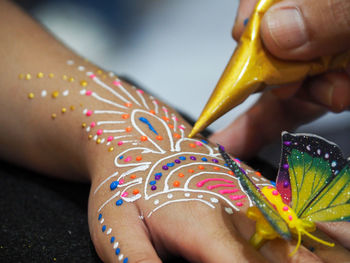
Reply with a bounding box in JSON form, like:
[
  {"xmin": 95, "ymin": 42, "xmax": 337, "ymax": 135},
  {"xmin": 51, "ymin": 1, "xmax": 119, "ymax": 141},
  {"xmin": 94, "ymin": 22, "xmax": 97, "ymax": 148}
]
[
  {"xmin": 300, "ymin": 163, "xmax": 350, "ymax": 222},
  {"xmin": 219, "ymin": 146, "xmax": 291, "ymax": 240},
  {"xmin": 276, "ymin": 132, "xmax": 346, "ymax": 217}
]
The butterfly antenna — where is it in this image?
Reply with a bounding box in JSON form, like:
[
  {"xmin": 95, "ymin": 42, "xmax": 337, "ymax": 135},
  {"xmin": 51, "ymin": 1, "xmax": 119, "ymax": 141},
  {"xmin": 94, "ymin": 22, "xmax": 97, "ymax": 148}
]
[
  {"xmin": 301, "ymin": 230, "xmax": 335, "ymax": 247},
  {"xmin": 289, "ymin": 230, "xmax": 302, "ymax": 257}
]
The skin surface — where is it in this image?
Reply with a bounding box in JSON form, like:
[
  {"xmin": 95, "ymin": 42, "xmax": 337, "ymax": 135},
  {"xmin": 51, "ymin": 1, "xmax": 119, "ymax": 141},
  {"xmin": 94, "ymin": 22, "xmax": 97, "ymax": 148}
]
[
  {"xmin": 211, "ymin": 0, "xmax": 350, "ymax": 160},
  {"xmin": 0, "ymin": 1, "xmax": 349, "ymax": 262}
]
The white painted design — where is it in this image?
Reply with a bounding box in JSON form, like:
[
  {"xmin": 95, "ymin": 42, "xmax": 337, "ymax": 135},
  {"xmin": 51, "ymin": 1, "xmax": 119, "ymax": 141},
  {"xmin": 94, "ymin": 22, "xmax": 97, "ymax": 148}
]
[{"xmin": 41, "ymin": 90, "xmax": 47, "ymax": 97}]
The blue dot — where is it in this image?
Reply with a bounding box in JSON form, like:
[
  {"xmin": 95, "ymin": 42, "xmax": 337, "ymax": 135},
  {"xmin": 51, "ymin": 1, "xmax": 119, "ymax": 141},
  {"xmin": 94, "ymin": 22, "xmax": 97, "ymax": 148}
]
[
  {"xmin": 243, "ymin": 18, "xmax": 249, "ymax": 26},
  {"xmin": 110, "ymin": 181, "xmax": 119, "ymax": 190},
  {"xmin": 123, "ymin": 258, "xmax": 128, "ymax": 263},
  {"xmin": 201, "ymin": 139, "xmax": 208, "ymax": 144},
  {"xmin": 102, "ymin": 225, "xmax": 106, "ymax": 232},
  {"xmin": 115, "ymin": 248, "xmax": 121, "ymax": 255},
  {"xmin": 224, "ymin": 163, "xmax": 228, "ymax": 167},
  {"xmin": 119, "ymin": 155, "xmax": 124, "ymax": 159},
  {"xmin": 179, "ymin": 156, "xmax": 186, "ymax": 160},
  {"xmin": 270, "ymin": 181, "xmax": 276, "ymax": 187},
  {"xmin": 110, "ymin": 237, "xmax": 115, "ymax": 243},
  {"xmin": 201, "ymin": 157, "xmax": 208, "ymax": 162},
  {"xmin": 167, "ymin": 162, "xmax": 174, "ymax": 167},
  {"xmin": 155, "ymin": 172, "xmax": 162, "ymax": 176},
  {"xmin": 98, "ymin": 214, "xmax": 102, "ymax": 220},
  {"xmin": 149, "ymin": 180, "xmax": 156, "ymax": 185},
  {"xmin": 116, "ymin": 199, "xmax": 123, "ymax": 206}
]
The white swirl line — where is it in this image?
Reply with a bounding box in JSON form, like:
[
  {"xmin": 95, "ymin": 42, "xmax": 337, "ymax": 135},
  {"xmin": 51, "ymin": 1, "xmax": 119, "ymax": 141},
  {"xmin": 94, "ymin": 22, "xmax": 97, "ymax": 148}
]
[
  {"xmin": 92, "ymin": 92, "xmax": 127, "ymax": 109},
  {"xmin": 147, "ymin": 198, "xmax": 215, "ymax": 218},
  {"xmin": 89, "ymin": 74, "xmax": 130, "ymax": 104},
  {"xmin": 94, "ymin": 171, "xmax": 119, "ymax": 194}
]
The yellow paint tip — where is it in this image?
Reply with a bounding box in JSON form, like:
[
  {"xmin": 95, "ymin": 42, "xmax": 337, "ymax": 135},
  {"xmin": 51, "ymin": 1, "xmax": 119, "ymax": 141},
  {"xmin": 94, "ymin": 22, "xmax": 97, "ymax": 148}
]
[{"xmin": 188, "ymin": 115, "xmax": 209, "ymax": 138}]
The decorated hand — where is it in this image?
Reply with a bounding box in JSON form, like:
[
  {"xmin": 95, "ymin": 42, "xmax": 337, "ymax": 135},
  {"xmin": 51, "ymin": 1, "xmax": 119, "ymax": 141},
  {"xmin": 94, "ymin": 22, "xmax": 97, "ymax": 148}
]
[{"xmin": 211, "ymin": 0, "xmax": 350, "ymax": 159}]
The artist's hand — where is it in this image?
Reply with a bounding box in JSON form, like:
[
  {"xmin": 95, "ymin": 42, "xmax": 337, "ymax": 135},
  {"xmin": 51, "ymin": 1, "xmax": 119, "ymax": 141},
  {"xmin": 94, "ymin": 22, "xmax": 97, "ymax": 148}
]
[{"xmin": 210, "ymin": 0, "xmax": 350, "ymax": 159}]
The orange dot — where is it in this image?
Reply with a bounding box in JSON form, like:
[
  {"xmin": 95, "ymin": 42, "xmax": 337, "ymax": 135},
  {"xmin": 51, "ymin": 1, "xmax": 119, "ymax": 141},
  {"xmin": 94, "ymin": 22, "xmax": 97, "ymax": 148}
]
[
  {"xmin": 173, "ymin": 133, "xmax": 181, "ymax": 139},
  {"xmin": 140, "ymin": 136, "xmax": 148, "ymax": 141},
  {"xmin": 198, "ymin": 165, "xmax": 205, "ymax": 170},
  {"xmin": 188, "ymin": 169, "xmax": 194, "ymax": 173},
  {"xmin": 255, "ymin": 171, "xmax": 262, "ymax": 177},
  {"xmin": 122, "ymin": 114, "xmax": 129, "ymax": 119},
  {"xmin": 124, "ymin": 102, "xmax": 132, "ymax": 108},
  {"xmin": 130, "ymin": 174, "xmax": 136, "ymax": 179},
  {"xmin": 168, "ymin": 124, "xmax": 174, "ymax": 129},
  {"xmin": 136, "ymin": 156, "xmax": 142, "ymax": 161},
  {"xmin": 133, "ymin": 189, "xmax": 140, "ymax": 195},
  {"xmin": 162, "ymin": 116, "xmax": 169, "ymax": 122},
  {"xmin": 149, "ymin": 110, "xmax": 155, "ymax": 115},
  {"xmin": 213, "ymin": 167, "xmax": 220, "ymax": 171},
  {"xmin": 178, "ymin": 173, "xmax": 184, "ymax": 178},
  {"xmin": 189, "ymin": 143, "xmax": 196, "ymax": 148},
  {"xmin": 125, "ymin": 127, "xmax": 132, "ymax": 132},
  {"xmin": 228, "ymin": 171, "xmax": 234, "ymax": 175},
  {"xmin": 173, "ymin": 181, "xmax": 180, "ymax": 187},
  {"xmin": 156, "ymin": 135, "xmax": 163, "ymax": 140}
]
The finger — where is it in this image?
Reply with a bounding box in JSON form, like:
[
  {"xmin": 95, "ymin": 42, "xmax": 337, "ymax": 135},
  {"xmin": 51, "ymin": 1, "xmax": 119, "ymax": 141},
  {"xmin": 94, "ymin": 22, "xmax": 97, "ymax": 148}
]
[
  {"xmin": 149, "ymin": 202, "xmax": 267, "ymax": 263},
  {"xmin": 317, "ymin": 222, "xmax": 350, "ymax": 250},
  {"xmin": 301, "ymin": 228, "xmax": 350, "ymax": 263},
  {"xmin": 232, "ymin": 0, "xmax": 259, "ymax": 41},
  {"xmin": 89, "ymin": 201, "xmax": 161, "ymax": 263},
  {"xmin": 209, "ymin": 91, "xmax": 326, "ymax": 159},
  {"xmin": 303, "ymin": 72, "xmax": 350, "ymax": 112},
  {"xmin": 260, "ymin": 0, "xmax": 350, "ymax": 60},
  {"xmin": 231, "ymin": 212, "xmax": 324, "ymax": 263}
]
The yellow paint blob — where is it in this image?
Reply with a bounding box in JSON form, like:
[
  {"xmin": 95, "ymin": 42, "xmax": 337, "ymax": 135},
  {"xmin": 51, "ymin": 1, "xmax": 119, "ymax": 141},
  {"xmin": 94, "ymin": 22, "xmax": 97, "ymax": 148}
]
[
  {"xmin": 80, "ymin": 80, "xmax": 88, "ymax": 87},
  {"xmin": 52, "ymin": 91, "xmax": 59, "ymax": 98}
]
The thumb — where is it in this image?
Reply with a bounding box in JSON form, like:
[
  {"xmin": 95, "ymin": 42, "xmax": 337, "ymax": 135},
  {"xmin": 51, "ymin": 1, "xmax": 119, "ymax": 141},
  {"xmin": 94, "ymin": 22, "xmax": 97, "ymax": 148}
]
[{"xmin": 260, "ymin": 0, "xmax": 350, "ymax": 60}]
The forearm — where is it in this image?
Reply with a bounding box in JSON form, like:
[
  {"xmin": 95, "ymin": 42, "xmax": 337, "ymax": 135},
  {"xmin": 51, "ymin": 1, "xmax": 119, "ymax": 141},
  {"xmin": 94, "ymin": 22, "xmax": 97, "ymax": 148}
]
[{"xmin": 0, "ymin": 0, "xmax": 208, "ymax": 182}]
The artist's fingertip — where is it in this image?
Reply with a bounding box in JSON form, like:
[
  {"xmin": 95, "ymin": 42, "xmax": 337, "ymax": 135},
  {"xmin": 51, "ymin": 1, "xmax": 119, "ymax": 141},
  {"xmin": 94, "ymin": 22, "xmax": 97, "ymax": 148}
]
[
  {"xmin": 331, "ymin": 81, "xmax": 350, "ymax": 112},
  {"xmin": 261, "ymin": 4, "xmax": 308, "ymax": 58},
  {"xmin": 308, "ymin": 73, "xmax": 350, "ymax": 112},
  {"xmin": 308, "ymin": 79, "xmax": 334, "ymax": 109}
]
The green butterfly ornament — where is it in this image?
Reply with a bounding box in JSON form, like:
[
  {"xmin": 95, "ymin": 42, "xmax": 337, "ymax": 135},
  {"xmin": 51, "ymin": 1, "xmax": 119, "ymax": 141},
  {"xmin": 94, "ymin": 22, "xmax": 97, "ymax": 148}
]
[{"xmin": 219, "ymin": 132, "xmax": 350, "ymax": 255}]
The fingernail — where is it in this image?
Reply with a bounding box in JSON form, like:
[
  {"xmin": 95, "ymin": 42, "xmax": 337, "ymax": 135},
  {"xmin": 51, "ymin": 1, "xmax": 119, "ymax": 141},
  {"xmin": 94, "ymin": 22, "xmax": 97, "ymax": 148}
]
[
  {"xmin": 266, "ymin": 7, "xmax": 308, "ymax": 50},
  {"xmin": 309, "ymin": 79, "xmax": 334, "ymax": 107}
]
